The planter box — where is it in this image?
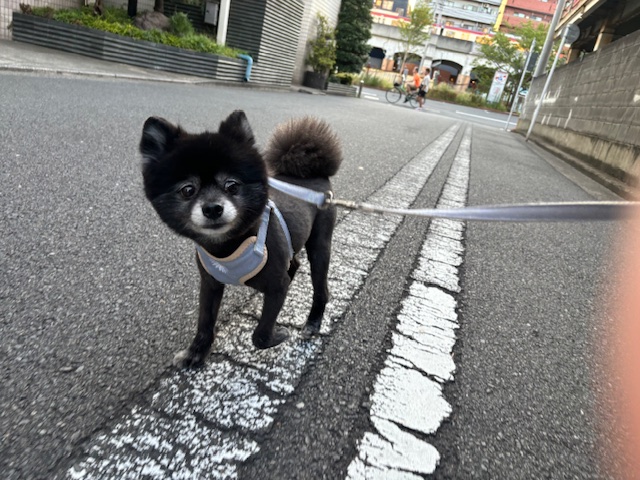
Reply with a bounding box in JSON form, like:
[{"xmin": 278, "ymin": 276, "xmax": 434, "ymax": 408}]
[
  {"xmin": 326, "ymin": 82, "xmax": 358, "ymax": 97},
  {"xmin": 11, "ymin": 12, "xmax": 245, "ymax": 82},
  {"xmin": 302, "ymin": 71, "xmax": 327, "ymax": 90}
]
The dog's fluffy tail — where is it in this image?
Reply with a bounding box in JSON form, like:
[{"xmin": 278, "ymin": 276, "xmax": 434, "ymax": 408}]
[{"xmin": 264, "ymin": 116, "xmax": 342, "ymax": 179}]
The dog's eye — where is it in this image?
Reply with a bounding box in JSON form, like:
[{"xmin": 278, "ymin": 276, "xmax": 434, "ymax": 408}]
[
  {"xmin": 180, "ymin": 185, "xmax": 196, "ymax": 198},
  {"xmin": 224, "ymin": 180, "xmax": 240, "ymax": 195}
]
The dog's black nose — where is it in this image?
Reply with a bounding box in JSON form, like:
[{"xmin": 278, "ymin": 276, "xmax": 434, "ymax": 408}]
[{"xmin": 202, "ymin": 203, "xmax": 224, "ymax": 219}]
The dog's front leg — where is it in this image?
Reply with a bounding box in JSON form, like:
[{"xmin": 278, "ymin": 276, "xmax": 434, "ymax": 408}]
[
  {"xmin": 173, "ymin": 264, "xmax": 224, "ymax": 368},
  {"xmin": 252, "ymin": 287, "xmax": 290, "ymax": 349}
]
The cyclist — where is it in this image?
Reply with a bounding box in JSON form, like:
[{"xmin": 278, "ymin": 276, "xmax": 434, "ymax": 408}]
[{"xmin": 404, "ymin": 67, "xmax": 421, "ymax": 102}]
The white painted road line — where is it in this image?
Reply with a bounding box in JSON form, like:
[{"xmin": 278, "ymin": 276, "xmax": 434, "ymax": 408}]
[
  {"xmin": 66, "ymin": 125, "xmax": 462, "ymax": 479},
  {"xmin": 347, "ymin": 126, "xmax": 471, "ymax": 478},
  {"xmin": 455, "ymin": 110, "xmax": 516, "ymax": 124}
]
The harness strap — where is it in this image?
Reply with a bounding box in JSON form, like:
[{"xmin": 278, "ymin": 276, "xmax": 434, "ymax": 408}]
[{"xmin": 266, "ymin": 199, "xmax": 294, "ymax": 260}]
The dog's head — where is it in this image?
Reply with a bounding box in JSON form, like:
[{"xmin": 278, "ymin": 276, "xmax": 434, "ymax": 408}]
[{"xmin": 139, "ymin": 110, "xmax": 268, "ymax": 244}]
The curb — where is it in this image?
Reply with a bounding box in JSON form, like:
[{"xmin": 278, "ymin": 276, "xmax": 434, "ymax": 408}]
[{"xmin": 0, "ymin": 65, "xmax": 202, "ymax": 84}]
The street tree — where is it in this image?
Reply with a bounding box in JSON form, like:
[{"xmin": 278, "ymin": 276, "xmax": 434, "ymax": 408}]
[
  {"xmin": 306, "ymin": 14, "xmax": 337, "ymax": 78},
  {"xmin": 475, "ymin": 21, "xmax": 549, "ymax": 104},
  {"xmin": 335, "ymin": 0, "xmax": 373, "ymax": 73},
  {"xmin": 397, "ymin": 0, "xmax": 433, "ymax": 75}
]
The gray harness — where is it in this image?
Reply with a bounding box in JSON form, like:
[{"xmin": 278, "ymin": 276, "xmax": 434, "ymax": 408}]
[{"xmin": 196, "ymin": 200, "xmax": 293, "ymax": 285}]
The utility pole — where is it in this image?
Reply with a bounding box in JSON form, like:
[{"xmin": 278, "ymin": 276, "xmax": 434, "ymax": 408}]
[
  {"xmin": 533, "ymin": 0, "xmax": 567, "ymax": 77},
  {"xmin": 526, "ymin": 24, "xmax": 579, "ymax": 141}
]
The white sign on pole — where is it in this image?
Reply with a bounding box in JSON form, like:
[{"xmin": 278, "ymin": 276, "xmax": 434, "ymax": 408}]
[{"xmin": 487, "ymin": 70, "xmax": 508, "ymax": 103}]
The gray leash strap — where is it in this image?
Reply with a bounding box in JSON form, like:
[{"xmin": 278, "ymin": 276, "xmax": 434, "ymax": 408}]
[
  {"xmin": 330, "ymin": 199, "xmax": 636, "ymax": 222},
  {"xmin": 268, "ymin": 177, "xmax": 637, "ymax": 222},
  {"xmin": 268, "ymin": 178, "xmax": 330, "ymax": 208}
]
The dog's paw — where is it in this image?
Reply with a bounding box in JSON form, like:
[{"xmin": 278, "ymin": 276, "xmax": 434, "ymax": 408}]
[
  {"xmin": 301, "ymin": 323, "xmax": 320, "ymax": 340},
  {"xmin": 252, "ymin": 326, "xmax": 290, "ymax": 350},
  {"xmin": 173, "ymin": 349, "xmax": 206, "ymax": 368}
]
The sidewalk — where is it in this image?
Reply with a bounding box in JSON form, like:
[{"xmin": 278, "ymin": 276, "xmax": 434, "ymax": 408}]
[
  {"xmin": 0, "ymin": 39, "xmax": 217, "ymax": 83},
  {"xmin": 0, "ymin": 39, "xmax": 324, "ymax": 94}
]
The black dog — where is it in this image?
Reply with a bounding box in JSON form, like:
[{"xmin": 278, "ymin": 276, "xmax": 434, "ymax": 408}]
[{"xmin": 139, "ymin": 111, "xmax": 342, "ymax": 367}]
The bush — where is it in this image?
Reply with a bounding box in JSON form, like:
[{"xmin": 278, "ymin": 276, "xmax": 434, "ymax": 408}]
[
  {"xmin": 26, "ymin": 6, "xmax": 242, "ymax": 58},
  {"xmin": 331, "ymin": 72, "xmax": 358, "ymax": 85},
  {"xmin": 360, "ymin": 74, "xmax": 392, "ymax": 90},
  {"xmin": 169, "ymin": 12, "xmax": 194, "ymax": 37},
  {"xmin": 428, "ymin": 83, "xmax": 458, "ymax": 102},
  {"xmin": 455, "ymin": 91, "xmax": 486, "ymax": 107},
  {"xmin": 486, "ymin": 101, "xmax": 507, "ymax": 112},
  {"xmin": 306, "ymin": 14, "xmax": 336, "ymax": 75}
]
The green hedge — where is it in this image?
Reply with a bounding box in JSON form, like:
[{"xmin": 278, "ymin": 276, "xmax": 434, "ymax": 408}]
[
  {"xmin": 359, "ymin": 73, "xmax": 393, "ymax": 90},
  {"xmin": 29, "ymin": 6, "xmax": 242, "ymax": 58},
  {"xmin": 427, "ymin": 83, "xmax": 506, "ymax": 110}
]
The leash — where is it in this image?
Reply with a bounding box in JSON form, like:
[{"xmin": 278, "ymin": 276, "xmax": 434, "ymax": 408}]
[{"xmin": 268, "ymin": 177, "xmax": 637, "ymax": 222}]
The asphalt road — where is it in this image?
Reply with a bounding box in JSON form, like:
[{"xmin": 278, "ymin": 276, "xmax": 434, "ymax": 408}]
[
  {"xmin": 0, "ymin": 72, "xmax": 623, "ymax": 479},
  {"xmin": 359, "ymin": 86, "xmax": 520, "ymax": 130}
]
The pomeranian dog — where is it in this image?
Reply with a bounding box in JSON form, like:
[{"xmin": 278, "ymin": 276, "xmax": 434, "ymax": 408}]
[{"xmin": 139, "ymin": 110, "xmax": 342, "ymax": 367}]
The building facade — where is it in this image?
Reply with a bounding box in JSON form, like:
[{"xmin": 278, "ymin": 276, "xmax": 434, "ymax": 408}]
[
  {"xmin": 431, "ymin": 0, "xmax": 501, "ymax": 32},
  {"xmin": 493, "ymin": 0, "xmax": 558, "ymax": 33},
  {"xmin": 1, "ymin": 0, "xmax": 340, "ymax": 86}
]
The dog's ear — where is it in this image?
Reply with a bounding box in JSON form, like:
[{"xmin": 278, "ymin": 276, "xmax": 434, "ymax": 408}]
[
  {"xmin": 219, "ymin": 110, "xmax": 255, "ymax": 146},
  {"xmin": 140, "ymin": 117, "xmax": 183, "ymax": 164}
]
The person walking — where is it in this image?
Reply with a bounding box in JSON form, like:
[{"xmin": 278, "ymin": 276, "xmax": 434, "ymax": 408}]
[{"xmin": 416, "ymin": 68, "xmax": 431, "ymax": 111}]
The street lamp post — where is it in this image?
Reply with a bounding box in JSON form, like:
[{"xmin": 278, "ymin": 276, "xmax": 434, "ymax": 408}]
[
  {"xmin": 504, "ymin": 38, "xmax": 536, "ymax": 131},
  {"xmin": 533, "ymin": 0, "xmax": 567, "ymax": 77}
]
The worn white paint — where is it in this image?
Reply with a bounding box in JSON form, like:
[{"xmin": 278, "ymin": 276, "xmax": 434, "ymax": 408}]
[
  {"xmin": 347, "ymin": 126, "xmax": 471, "ymax": 478},
  {"xmin": 65, "ymin": 125, "xmax": 463, "ymax": 478}
]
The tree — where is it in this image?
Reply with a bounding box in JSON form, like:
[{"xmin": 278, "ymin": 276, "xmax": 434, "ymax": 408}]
[
  {"xmin": 397, "ymin": 1, "xmax": 433, "ymax": 74},
  {"xmin": 475, "ymin": 22, "xmax": 549, "ymax": 105},
  {"xmin": 335, "ymin": 0, "xmax": 373, "ymax": 73},
  {"xmin": 306, "ymin": 14, "xmax": 337, "ymax": 76}
]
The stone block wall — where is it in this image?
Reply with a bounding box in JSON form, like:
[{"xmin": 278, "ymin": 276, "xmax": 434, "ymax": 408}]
[{"xmin": 515, "ymin": 29, "xmax": 640, "ymax": 186}]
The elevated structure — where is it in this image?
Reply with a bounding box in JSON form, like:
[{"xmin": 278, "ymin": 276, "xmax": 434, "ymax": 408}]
[
  {"xmin": 557, "ymin": 0, "xmax": 640, "ymax": 59},
  {"xmin": 516, "ymin": 0, "xmax": 640, "ymax": 193},
  {"xmin": 369, "ymin": 0, "xmax": 499, "ymax": 89}
]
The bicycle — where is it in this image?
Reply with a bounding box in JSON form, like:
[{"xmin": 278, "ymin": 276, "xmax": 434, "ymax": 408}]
[{"xmin": 385, "ymin": 82, "xmax": 419, "ymax": 108}]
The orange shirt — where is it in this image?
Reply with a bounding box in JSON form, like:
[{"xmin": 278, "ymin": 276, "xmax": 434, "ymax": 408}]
[{"xmin": 413, "ymin": 72, "xmax": 421, "ymax": 88}]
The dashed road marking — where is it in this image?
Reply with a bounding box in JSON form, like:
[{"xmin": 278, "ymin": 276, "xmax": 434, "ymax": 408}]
[
  {"xmin": 65, "ymin": 124, "xmax": 462, "ymax": 479},
  {"xmin": 347, "ymin": 126, "xmax": 471, "ymax": 478}
]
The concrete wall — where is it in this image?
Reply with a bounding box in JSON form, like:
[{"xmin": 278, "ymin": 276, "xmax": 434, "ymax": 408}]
[{"xmin": 515, "ymin": 29, "xmax": 640, "ymax": 186}]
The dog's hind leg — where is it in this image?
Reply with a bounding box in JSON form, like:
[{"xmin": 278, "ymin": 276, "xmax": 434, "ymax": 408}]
[
  {"xmin": 301, "ymin": 211, "xmax": 336, "ymax": 339},
  {"xmin": 287, "ymin": 255, "xmax": 300, "ymax": 280},
  {"xmin": 173, "ymin": 260, "xmax": 224, "ymax": 368}
]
